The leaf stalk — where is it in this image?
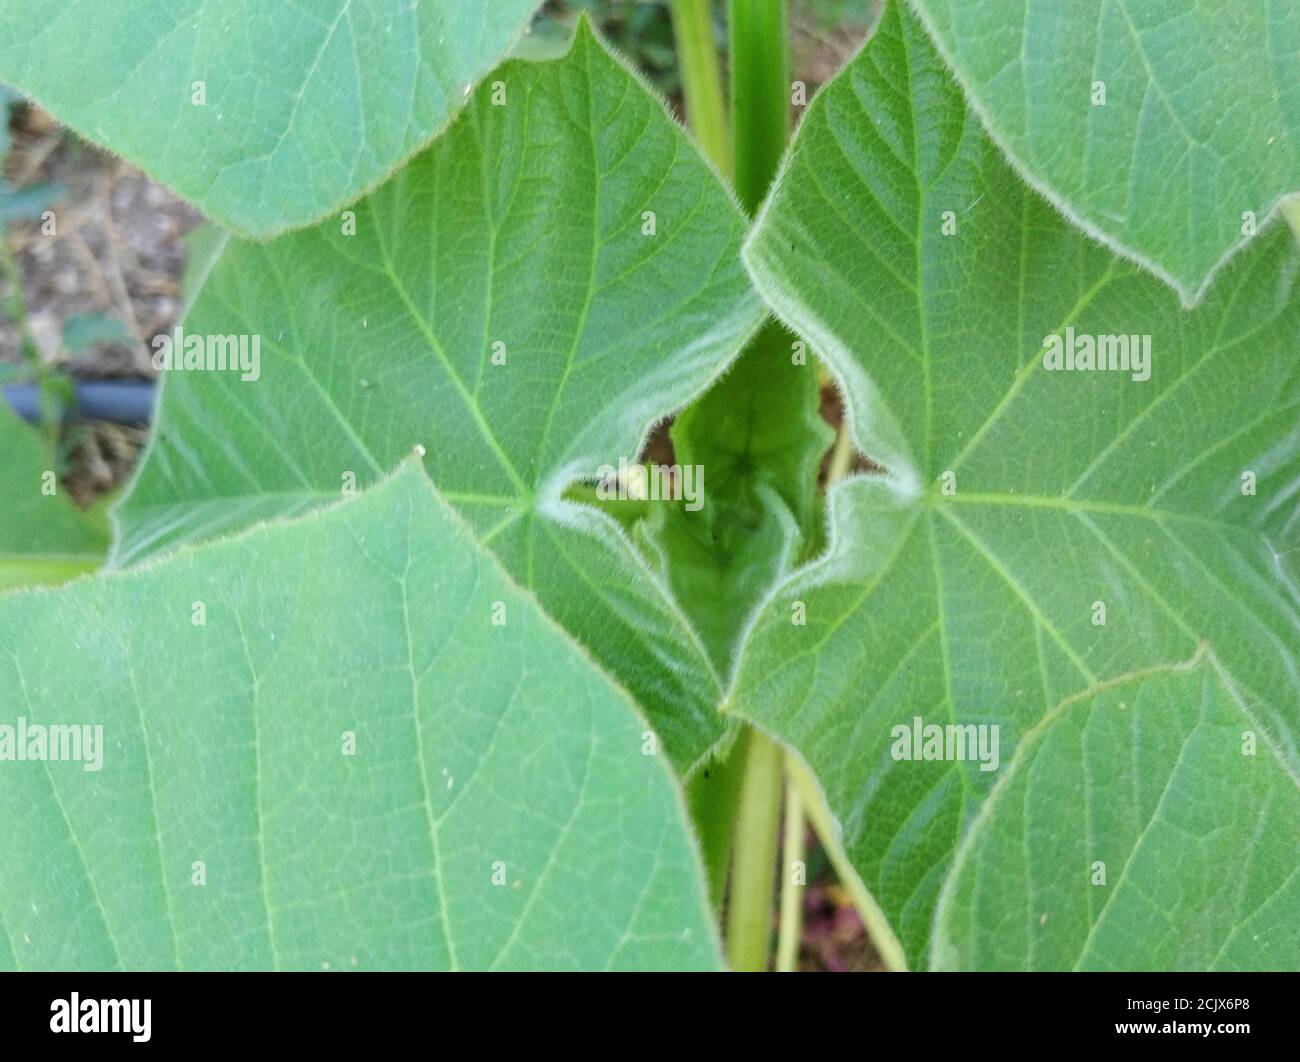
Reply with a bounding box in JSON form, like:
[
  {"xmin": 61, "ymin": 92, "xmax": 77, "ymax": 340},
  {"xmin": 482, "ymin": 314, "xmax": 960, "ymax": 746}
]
[
  {"xmin": 775, "ymin": 760, "xmax": 805, "ymax": 972},
  {"xmin": 670, "ymin": 0, "xmax": 732, "ymax": 177},
  {"xmin": 717, "ymin": 0, "xmax": 793, "ymax": 973},
  {"xmin": 725, "ymin": 726, "xmax": 784, "ymax": 969}
]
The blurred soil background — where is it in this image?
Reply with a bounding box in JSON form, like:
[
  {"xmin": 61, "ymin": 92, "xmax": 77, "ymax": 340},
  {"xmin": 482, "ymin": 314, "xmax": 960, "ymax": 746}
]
[{"xmin": 0, "ymin": 0, "xmax": 882, "ymax": 970}]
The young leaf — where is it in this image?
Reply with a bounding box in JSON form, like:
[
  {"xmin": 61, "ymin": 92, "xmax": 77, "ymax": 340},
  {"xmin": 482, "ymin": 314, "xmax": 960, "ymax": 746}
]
[
  {"xmin": 0, "ymin": 404, "xmax": 106, "ymax": 591},
  {"xmin": 0, "ymin": 464, "xmax": 720, "ymax": 971},
  {"xmin": 113, "ymin": 21, "xmax": 766, "ymax": 770},
  {"xmin": 907, "ymin": 0, "xmax": 1300, "ymax": 306},
  {"xmin": 641, "ymin": 322, "xmax": 831, "ymax": 674},
  {"xmin": 932, "ymin": 651, "xmax": 1299, "ymax": 971},
  {"xmin": 735, "ymin": 2, "xmax": 1299, "ymax": 968},
  {"xmin": 0, "ymin": 0, "xmax": 541, "ymax": 237},
  {"xmin": 61, "ymin": 312, "xmax": 132, "ymax": 356}
]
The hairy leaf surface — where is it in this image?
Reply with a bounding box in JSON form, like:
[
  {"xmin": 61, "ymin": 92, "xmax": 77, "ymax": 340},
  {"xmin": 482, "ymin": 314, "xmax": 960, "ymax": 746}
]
[
  {"xmin": 0, "ymin": 0, "xmax": 540, "ymax": 236},
  {"xmin": 114, "ymin": 23, "xmax": 765, "ymax": 770},
  {"xmin": 932, "ymin": 652, "xmax": 1299, "ymax": 971},
  {"xmin": 0, "ymin": 464, "xmax": 720, "ymax": 971},
  {"xmin": 736, "ymin": 3, "xmax": 1300, "ymax": 969},
  {"xmin": 907, "ymin": 0, "xmax": 1300, "ymax": 305}
]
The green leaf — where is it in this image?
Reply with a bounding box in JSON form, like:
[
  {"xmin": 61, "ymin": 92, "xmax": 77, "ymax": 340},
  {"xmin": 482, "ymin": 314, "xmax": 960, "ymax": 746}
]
[
  {"xmin": 113, "ymin": 21, "xmax": 765, "ymax": 770},
  {"xmin": 179, "ymin": 222, "xmax": 231, "ymax": 317},
  {"xmin": 637, "ymin": 319, "xmax": 833, "ymax": 906},
  {"xmin": 0, "ymin": 404, "xmax": 106, "ymax": 591},
  {"xmin": 906, "ymin": 0, "xmax": 1300, "ymax": 306},
  {"xmin": 735, "ymin": 2, "xmax": 1300, "ymax": 969},
  {"xmin": 60, "ymin": 312, "xmax": 131, "ymax": 355},
  {"xmin": 641, "ymin": 322, "xmax": 831, "ymax": 674},
  {"xmin": 0, "ymin": 463, "xmax": 720, "ymax": 971},
  {"xmin": 932, "ymin": 651, "xmax": 1300, "ymax": 971},
  {"xmin": 0, "ymin": 0, "xmax": 541, "ymax": 237}
]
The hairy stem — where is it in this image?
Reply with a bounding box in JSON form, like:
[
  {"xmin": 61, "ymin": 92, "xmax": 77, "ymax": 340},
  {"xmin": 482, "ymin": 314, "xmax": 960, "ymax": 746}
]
[{"xmin": 670, "ymin": 0, "xmax": 731, "ymax": 177}]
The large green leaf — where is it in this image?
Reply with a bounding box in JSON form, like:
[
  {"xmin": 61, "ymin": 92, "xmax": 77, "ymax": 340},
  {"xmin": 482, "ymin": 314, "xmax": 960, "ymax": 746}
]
[
  {"xmin": 0, "ymin": 0, "xmax": 541, "ymax": 236},
  {"xmin": 907, "ymin": 0, "xmax": 1300, "ymax": 306},
  {"xmin": 113, "ymin": 21, "xmax": 765, "ymax": 770},
  {"xmin": 932, "ymin": 651, "xmax": 1300, "ymax": 971},
  {"xmin": 0, "ymin": 463, "xmax": 720, "ymax": 971},
  {"xmin": 0, "ymin": 404, "xmax": 106, "ymax": 591},
  {"xmin": 735, "ymin": 2, "xmax": 1300, "ymax": 969}
]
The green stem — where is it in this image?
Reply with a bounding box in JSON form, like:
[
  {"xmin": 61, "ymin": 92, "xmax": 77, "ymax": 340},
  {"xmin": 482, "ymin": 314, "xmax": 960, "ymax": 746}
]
[
  {"xmin": 725, "ymin": 728, "xmax": 783, "ymax": 970},
  {"xmin": 670, "ymin": 0, "xmax": 731, "ymax": 177},
  {"xmin": 786, "ymin": 756, "xmax": 907, "ymax": 971},
  {"xmin": 685, "ymin": 727, "xmax": 750, "ymax": 909},
  {"xmin": 728, "ymin": 0, "xmax": 790, "ymax": 213},
  {"xmin": 716, "ymin": 0, "xmax": 792, "ymax": 975},
  {"xmin": 775, "ymin": 759, "xmax": 805, "ymax": 972}
]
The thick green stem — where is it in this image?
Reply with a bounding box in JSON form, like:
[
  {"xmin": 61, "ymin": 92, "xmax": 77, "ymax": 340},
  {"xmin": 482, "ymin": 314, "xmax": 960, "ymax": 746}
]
[
  {"xmin": 775, "ymin": 760, "xmax": 806, "ymax": 972},
  {"xmin": 716, "ymin": 0, "xmax": 792, "ymax": 975},
  {"xmin": 728, "ymin": 0, "xmax": 789, "ymax": 213},
  {"xmin": 670, "ymin": 0, "xmax": 731, "ymax": 177},
  {"xmin": 685, "ymin": 727, "xmax": 750, "ymax": 909},
  {"xmin": 725, "ymin": 728, "xmax": 783, "ymax": 970}
]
